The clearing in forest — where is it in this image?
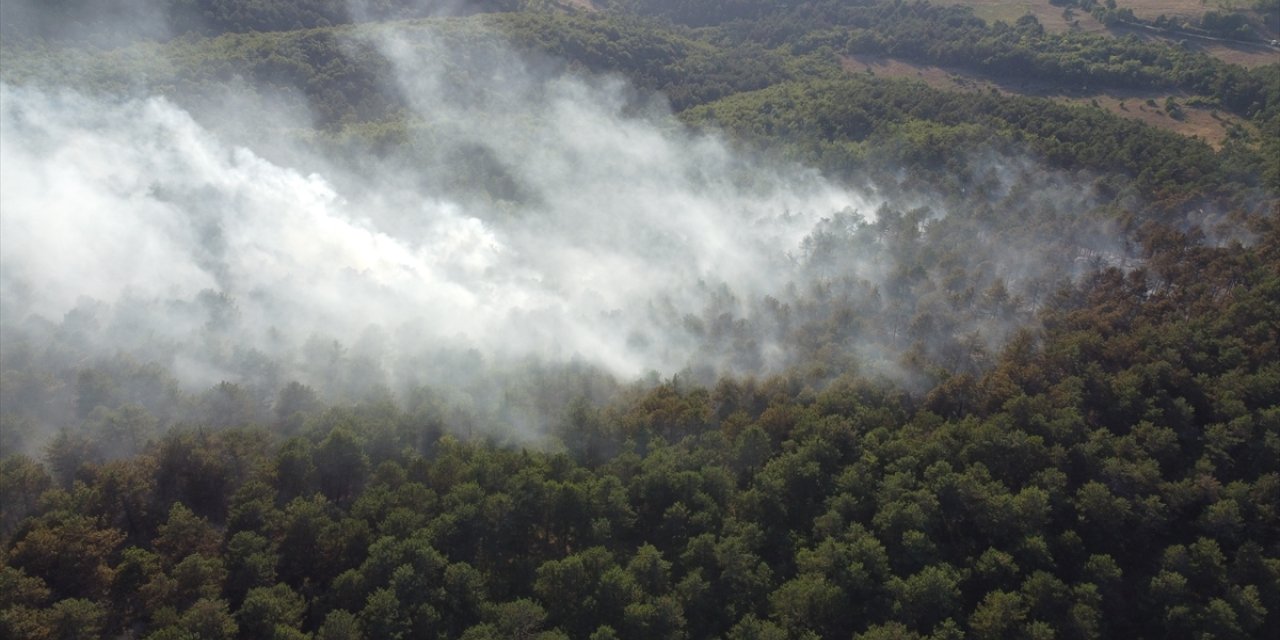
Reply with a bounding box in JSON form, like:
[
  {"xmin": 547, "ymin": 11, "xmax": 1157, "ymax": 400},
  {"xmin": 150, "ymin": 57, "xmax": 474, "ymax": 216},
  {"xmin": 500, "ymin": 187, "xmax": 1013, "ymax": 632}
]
[
  {"xmin": 841, "ymin": 53, "xmax": 1255, "ymax": 148},
  {"xmin": 936, "ymin": 0, "xmax": 1280, "ymax": 67}
]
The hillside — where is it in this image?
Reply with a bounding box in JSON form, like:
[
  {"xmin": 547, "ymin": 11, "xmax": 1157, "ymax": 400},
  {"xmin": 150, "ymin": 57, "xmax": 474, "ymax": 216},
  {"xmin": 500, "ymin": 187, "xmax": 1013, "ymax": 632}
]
[{"xmin": 1, "ymin": 1, "xmax": 1278, "ymax": 639}]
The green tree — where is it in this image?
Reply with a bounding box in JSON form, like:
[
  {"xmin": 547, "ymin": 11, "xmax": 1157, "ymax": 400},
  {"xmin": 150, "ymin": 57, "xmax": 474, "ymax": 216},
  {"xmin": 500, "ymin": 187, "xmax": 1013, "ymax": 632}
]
[
  {"xmin": 887, "ymin": 564, "xmax": 963, "ymax": 633},
  {"xmin": 359, "ymin": 588, "xmax": 409, "ymax": 640},
  {"xmin": 317, "ymin": 609, "xmax": 364, "ymax": 640},
  {"xmin": 481, "ymin": 599, "xmax": 550, "ymax": 640},
  {"xmin": 315, "ymin": 427, "xmax": 369, "ymax": 503},
  {"xmin": 236, "ymin": 583, "xmax": 306, "ymax": 639},
  {"xmin": 768, "ymin": 574, "xmax": 846, "ymax": 637},
  {"xmin": 225, "ymin": 531, "xmax": 278, "ymax": 606},
  {"xmin": 180, "ymin": 598, "xmax": 239, "ymax": 640},
  {"xmin": 968, "ymin": 590, "xmax": 1027, "ymax": 640},
  {"xmin": 17, "ymin": 596, "xmax": 101, "ymax": 639},
  {"xmin": 108, "ymin": 547, "xmax": 161, "ymax": 630},
  {"xmin": 0, "ymin": 455, "xmax": 53, "ymax": 539},
  {"xmin": 726, "ymin": 614, "xmax": 789, "ymax": 640},
  {"xmin": 8, "ymin": 514, "xmax": 124, "ymax": 600},
  {"xmin": 154, "ymin": 503, "xmax": 221, "ymax": 563}
]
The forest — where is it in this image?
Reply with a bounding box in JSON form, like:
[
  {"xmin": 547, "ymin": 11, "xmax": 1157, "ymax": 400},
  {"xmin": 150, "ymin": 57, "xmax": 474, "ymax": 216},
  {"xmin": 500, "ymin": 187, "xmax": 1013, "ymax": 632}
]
[{"xmin": 1, "ymin": 0, "xmax": 1277, "ymax": 639}]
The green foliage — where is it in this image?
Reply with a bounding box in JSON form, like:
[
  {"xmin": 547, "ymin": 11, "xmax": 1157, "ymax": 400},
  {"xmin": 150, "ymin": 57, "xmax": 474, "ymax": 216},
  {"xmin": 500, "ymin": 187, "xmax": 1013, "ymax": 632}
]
[
  {"xmin": 4, "ymin": 219, "xmax": 1275, "ymax": 636},
  {"xmin": 0, "ymin": 2, "xmax": 1277, "ymax": 639},
  {"xmin": 613, "ymin": 0, "xmax": 1276, "ymax": 118},
  {"xmin": 317, "ymin": 609, "xmax": 364, "ymax": 640},
  {"xmin": 236, "ymin": 583, "xmax": 306, "ymax": 639},
  {"xmin": 686, "ymin": 74, "xmax": 1261, "ymax": 201},
  {"xmin": 3, "ymin": 230, "xmax": 1278, "ymax": 632}
]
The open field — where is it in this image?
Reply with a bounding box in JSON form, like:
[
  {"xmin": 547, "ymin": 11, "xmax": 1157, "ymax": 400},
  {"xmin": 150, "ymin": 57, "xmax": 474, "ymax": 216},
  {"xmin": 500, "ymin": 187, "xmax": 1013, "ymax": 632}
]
[
  {"xmin": 1102, "ymin": 20, "xmax": 1280, "ymax": 67},
  {"xmin": 939, "ymin": 0, "xmax": 1272, "ymax": 23},
  {"xmin": 1112, "ymin": 0, "xmax": 1279, "ymax": 46},
  {"xmin": 842, "ymin": 52, "xmax": 1255, "ymax": 148},
  {"xmin": 1192, "ymin": 41, "xmax": 1279, "ymax": 66},
  {"xmin": 937, "ymin": 0, "xmax": 1280, "ymax": 66},
  {"xmin": 1115, "ymin": 0, "xmax": 1262, "ymax": 21},
  {"xmin": 930, "ymin": 0, "xmax": 1108, "ymax": 32},
  {"xmin": 1060, "ymin": 92, "xmax": 1254, "ymax": 150},
  {"xmin": 1110, "ymin": 24, "xmax": 1280, "ymax": 66}
]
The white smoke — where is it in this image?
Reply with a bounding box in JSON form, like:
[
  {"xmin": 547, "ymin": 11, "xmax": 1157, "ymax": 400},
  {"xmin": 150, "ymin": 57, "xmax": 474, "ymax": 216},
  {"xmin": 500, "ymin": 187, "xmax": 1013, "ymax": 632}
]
[
  {"xmin": 0, "ymin": 30, "xmax": 878, "ymax": 391},
  {"xmin": 2, "ymin": 13, "xmax": 1139, "ymax": 453}
]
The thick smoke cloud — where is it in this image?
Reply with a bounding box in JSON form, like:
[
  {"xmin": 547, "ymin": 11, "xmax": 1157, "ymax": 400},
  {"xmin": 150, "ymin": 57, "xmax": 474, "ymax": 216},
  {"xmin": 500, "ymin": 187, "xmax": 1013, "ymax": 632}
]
[
  {"xmin": 0, "ymin": 14, "xmax": 1125, "ymax": 450},
  {"xmin": 0, "ymin": 29, "xmax": 874, "ymax": 391}
]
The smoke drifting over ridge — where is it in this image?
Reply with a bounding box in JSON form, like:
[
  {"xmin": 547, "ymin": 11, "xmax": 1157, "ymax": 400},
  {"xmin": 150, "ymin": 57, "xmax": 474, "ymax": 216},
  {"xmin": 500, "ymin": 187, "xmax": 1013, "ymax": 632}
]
[
  {"xmin": 1, "ymin": 25, "xmax": 871, "ymax": 383},
  {"xmin": 0, "ymin": 12, "xmax": 1126, "ymax": 447}
]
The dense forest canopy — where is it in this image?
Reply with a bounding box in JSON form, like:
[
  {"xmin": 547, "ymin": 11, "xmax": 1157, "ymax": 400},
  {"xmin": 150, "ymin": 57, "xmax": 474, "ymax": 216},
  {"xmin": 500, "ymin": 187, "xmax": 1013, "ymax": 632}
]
[{"xmin": 1, "ymin": 0, "xmax": 1277, "ymax": 639}]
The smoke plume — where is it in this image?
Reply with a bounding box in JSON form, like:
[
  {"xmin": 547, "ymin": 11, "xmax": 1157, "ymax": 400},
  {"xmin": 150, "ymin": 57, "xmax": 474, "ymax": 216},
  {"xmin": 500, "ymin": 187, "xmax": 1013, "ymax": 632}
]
[{"xmin": 0, "ymin": 13, "xmax": 1126, "ymax": 449}]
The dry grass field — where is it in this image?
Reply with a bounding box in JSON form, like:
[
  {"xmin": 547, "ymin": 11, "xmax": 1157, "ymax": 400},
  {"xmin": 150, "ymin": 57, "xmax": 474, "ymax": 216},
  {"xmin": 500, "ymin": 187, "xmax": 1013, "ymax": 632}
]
[
  {"xmin": 932, "ymin": 0, "xmax": 1279, "ymax": 67},
  {"xmin": 842, "ymin": 53, "xmax": 1255, "ymax": 148},
  {"xmin": 929, "ymin": 0, "xmax": 1108, "ymax": 32},
  {"xmin": 1142, "ymin": 33, "xmax": 1279, "ymax": 67},
  {"xmin": 1115, "ymin": 0, "xmax": 1259, "ymax": 21}
]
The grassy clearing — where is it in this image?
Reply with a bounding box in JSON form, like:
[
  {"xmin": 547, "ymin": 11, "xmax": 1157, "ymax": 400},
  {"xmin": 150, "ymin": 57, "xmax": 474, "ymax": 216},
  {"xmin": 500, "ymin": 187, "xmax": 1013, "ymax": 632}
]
[
  {"xmin": 1103, "ymin": 24, "xmax": 1280, "ymax": 67},
  {"xmin": 1063, "ymin": 93, "xmax": 1253, "ymax": 149},
  {"xmin": 1192, "ymin": 42, "xmax": 1279, "ymax": 66},
  {"xmin": 937, "ymin": 0, "xmax": 1266, "ymax": 23},
  {"xmin": 1116, "ymin": 0, "xmax": 1260, "ymax": 21},
  {"xmin": 930, "ymin": 0, "xmax": 1108, "ymax": 33},
  {"xmin": 939, "ymin": 0, "xmax": 1279, "ymax": 66},
  {"xmin": 841, "ymin": 53, "xmax": 1254, "ymax": 148}
]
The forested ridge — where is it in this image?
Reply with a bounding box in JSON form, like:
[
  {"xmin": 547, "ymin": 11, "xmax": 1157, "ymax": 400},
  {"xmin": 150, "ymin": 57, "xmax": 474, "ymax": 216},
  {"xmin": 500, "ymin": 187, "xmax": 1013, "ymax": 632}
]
[{"xmin": 1, "ymin": 0, "xmax": 1278, "ymax": 639}]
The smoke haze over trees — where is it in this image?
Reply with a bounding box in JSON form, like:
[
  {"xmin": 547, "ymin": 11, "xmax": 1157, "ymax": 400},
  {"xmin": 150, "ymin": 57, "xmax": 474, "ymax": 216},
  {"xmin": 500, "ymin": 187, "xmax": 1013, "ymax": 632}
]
[{"xmin": 1, "ymin": 0, "xmax": 1277, "ymax": 638}]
